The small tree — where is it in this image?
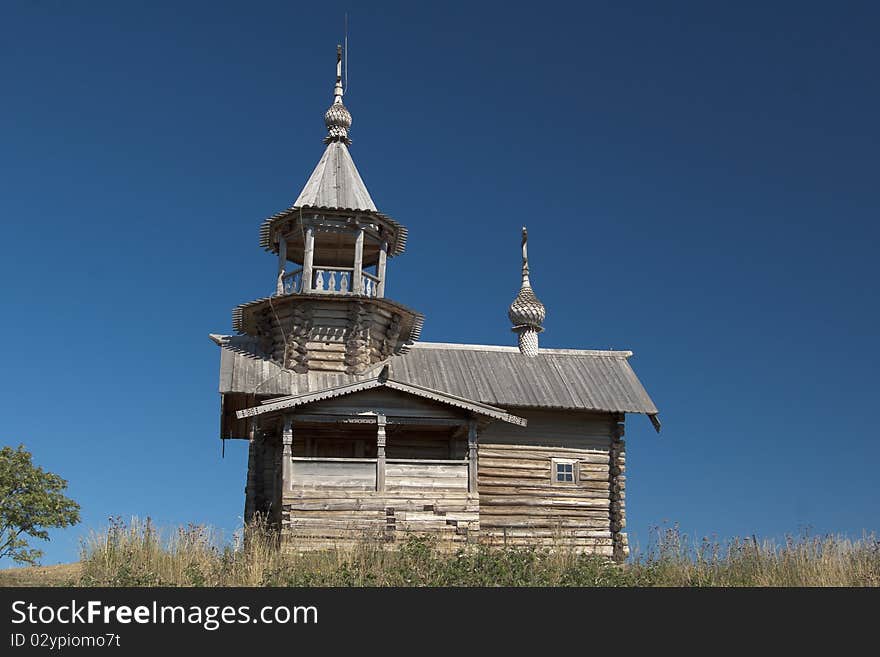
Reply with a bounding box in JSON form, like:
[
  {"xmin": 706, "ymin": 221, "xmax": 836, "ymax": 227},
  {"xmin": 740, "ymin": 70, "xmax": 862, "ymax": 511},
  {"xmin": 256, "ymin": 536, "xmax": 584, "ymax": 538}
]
[{"xmin": 0, "ymin": 444, "xmax": 80, "ymax": 565}]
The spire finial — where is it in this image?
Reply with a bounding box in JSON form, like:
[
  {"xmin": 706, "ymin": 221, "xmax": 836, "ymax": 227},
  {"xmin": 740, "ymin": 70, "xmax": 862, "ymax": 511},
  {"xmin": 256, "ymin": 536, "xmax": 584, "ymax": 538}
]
[
  {"xmin": 508, "ymin": 226, "xmax": 546, "ymax": 357},
  {"xmin": 324, "ymin": 44, "xmax": 352, "ymax": 145},
  {"xmin": 334, "ymin": 44, "xmax": 344, "ymax": 103}
]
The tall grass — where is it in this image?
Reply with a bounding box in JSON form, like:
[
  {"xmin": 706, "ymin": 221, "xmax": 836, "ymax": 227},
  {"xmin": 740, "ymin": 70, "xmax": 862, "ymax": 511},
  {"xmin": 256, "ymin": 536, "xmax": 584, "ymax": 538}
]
[{"xmin": 77, "ymin": 517, "xmax": 880, "ymax": 587}]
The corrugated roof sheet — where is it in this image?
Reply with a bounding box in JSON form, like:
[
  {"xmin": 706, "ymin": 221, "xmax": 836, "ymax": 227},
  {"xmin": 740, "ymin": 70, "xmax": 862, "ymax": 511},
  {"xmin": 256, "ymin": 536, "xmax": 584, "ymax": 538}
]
[
  {"xmin": 294, "ymin": 141, "xmax": 376, "ymax": 212},
  {"xmin": 212, "ymin": 337, "xmax": 659, "ymax": 420}
]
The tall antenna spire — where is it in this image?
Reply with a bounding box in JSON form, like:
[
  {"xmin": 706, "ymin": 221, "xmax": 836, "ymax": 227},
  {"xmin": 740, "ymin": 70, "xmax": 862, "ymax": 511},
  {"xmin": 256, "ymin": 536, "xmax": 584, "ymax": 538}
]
[
  {"xmin": 508, "ymin": 226, "xmax": 546, "ymax": 357},
  {"xmin": 324, "ymin": 44, "xmax": 352, "ymax": 145},
  {"xmin": 344, "ymin": 12, "xmax": 348, "ymax": 93}
]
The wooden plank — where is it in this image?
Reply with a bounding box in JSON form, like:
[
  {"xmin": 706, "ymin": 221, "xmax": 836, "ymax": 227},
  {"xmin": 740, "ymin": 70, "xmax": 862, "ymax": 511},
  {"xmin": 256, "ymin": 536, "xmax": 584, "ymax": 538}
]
[
  {"xmin": 385, "ymin": 464, "xmax": 468, "ymax": 477},
  {"xmin": 478, "ymin": 447, "xmax": 609, "ymax": 462}
]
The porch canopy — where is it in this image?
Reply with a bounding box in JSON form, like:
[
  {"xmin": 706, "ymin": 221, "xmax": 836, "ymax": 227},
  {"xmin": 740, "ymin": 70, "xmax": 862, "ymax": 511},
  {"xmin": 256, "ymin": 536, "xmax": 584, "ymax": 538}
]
[
  {"xmin": 235, "ymin": 375, "xmax": 527, "ymax": 427},
  {"xmin": 235, "ymin": 374, "xmax": 526, "ymax": 494}
]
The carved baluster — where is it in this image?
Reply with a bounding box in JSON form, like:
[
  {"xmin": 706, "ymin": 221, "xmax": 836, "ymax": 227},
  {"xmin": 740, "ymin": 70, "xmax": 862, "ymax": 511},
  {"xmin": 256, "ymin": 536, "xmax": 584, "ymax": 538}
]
[
  {"xmin": 315, "ymin": 270, "xmax": 324, "ymax": 292},
  {"xmin": 364, "ymin": 278, "xmax": 372, "ymax": 297},
  {"xmin": 340, "ymin": 271, "xmax": 350, "ymax": 293},
  {"xmin": 329, "ymin": 270, "xmax": 338, "ymax": 292}
]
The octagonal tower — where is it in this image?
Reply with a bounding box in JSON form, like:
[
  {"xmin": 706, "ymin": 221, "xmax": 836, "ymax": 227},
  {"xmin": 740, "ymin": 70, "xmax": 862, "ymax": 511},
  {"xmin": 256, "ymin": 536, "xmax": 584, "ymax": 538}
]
[{"xmin": 232, "ymin": 46, "xmax": 423, "ymax": 374}]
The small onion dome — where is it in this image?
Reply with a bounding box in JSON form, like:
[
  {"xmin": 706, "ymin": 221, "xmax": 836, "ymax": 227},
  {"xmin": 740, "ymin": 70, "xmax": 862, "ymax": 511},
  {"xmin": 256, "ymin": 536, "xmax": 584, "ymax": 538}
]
[
  {"xmin": 324, "ymin": 100, "xmax": 352, "ymax": 145},
  {"xmin": 509, "ymin": 227, "xmax": 545, "ymax": 357},
  {"xmin": 508, "ymin": 285, "xmax": 546, "ymax": 330}
]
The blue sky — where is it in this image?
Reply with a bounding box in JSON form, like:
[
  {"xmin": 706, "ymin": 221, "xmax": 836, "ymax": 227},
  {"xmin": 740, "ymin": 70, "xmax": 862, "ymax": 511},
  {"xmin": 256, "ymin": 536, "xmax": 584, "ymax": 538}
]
[{"xmin": 1, "ymin": 1, "xmax": 877, "ymax": 565}]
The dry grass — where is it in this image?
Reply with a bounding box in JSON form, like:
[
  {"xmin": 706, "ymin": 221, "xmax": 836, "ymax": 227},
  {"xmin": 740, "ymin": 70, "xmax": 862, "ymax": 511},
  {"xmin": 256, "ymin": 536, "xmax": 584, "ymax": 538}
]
[
  {"xmin": 3, "ymin": 518, "xmax": 878, "ymax": 587},
  {"xmin": 0, "ymin": 562, "xmax": 81, "ymax": 587}
]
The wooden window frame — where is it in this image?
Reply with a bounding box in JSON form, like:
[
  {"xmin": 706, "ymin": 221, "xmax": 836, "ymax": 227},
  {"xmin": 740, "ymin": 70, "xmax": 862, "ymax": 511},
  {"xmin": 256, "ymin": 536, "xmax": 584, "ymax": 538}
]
[{"xmin": 551, "ymin": 458, "xmax": 578, "ymax": 485}]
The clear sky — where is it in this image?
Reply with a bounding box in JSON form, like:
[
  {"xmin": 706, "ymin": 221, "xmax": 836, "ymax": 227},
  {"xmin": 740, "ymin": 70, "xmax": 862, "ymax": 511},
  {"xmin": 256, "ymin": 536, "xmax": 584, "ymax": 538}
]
[{"xmin": 1, "ymin": 1, "xmax": 878, "ymax": 565}]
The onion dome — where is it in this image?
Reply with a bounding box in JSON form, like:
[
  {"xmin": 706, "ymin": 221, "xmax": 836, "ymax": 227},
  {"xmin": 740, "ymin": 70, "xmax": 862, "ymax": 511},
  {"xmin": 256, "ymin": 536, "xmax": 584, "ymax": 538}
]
[
  {"xmin": 508, "ymin": 285, "xmax": 546, "ymax": 328},
  {"xmin": 324, "ymin": 101, "xmax": 352, "ymax": 144},
  {"xmin": 508, "ymin": 227, "xmax": 545, "ymax": 356}
]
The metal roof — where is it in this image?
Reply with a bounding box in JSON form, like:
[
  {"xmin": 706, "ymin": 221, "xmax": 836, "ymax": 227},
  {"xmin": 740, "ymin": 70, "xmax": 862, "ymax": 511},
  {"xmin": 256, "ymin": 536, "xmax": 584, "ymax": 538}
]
[
  {"xmin": 212, "ymin": 336, "xmax": 660, "ymax": 428},
  {"xmin": 235, "ymin": 376, "xmax": 527, "ymax": 426}
]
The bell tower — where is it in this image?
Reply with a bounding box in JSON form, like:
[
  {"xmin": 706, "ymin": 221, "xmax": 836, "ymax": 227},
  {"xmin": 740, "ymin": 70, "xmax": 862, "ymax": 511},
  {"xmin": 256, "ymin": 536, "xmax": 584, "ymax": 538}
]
[{"xmin": 232, "ymin": 46, "xmax": 423, "ymax": 374}]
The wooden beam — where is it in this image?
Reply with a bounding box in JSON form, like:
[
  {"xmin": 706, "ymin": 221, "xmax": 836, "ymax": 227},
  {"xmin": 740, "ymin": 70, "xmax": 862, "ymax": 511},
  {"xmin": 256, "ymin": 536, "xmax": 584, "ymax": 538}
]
[
  {"xmin": 302, "ymin": 226, "xmax": 315, "ymax": 293},
  {"xmin": 376, "ymin": 414, "xmax": 386, "ymax": 492},
  {"xmin": 276, "ymin": 233, "xmax": 287, "ymax": 295},
  {"xmin": 245, "ymin": 434, "xmax": 257, "ymax": 521},
  {"xmin": 468, "ymin": 419, "xmax": 478, "ymax": 494},
  {"xmin": 353, "ymin": 227, "xmax": 364, "ymax": 294},
  {"xmin": 377, "ymin": 240, "xmax": 388, "ymax": 298}
]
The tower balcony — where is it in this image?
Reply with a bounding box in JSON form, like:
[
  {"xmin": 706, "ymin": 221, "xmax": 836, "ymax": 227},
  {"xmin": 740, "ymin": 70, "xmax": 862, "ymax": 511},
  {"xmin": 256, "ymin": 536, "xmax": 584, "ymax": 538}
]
[{"xmin": 280, "ymin": 267, "xmax": 383, "ymax": 298}]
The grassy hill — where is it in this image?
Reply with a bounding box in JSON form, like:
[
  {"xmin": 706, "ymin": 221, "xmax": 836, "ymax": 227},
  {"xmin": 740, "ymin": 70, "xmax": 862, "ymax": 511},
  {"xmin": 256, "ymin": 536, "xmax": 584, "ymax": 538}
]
[
  {"xmin": 0, "ymin": 562, "xmax": 81, "ymax": 587},
  {"xmin": 2, "ymin": 520, "xmax": 877, "ymax": 587}
]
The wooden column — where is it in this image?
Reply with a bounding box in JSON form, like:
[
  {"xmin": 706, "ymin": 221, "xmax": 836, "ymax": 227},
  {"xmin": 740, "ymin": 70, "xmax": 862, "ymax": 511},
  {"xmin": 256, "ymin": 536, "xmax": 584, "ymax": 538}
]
[
  {"xmin": 302, "ymin": 226, "xmax": 315, "ymax": 293},
  {"xmin": 468, "ymin": 419, "xmax": 478, "ymax": 494},
  {"xmin": 376, "ymin": 414, "xmax": 386, "ymax": 492},
  {"xmin": 245, "ymin": 432, "xmax": 257, "ymax": 522},
  {"xmin": 281, "ymin": 415, "xmax": 293, "ymax": 493},
  {"xmin": 275, "ymin": 234, "xmax": 287, "ymax": 295},
  {"xmin": 376, "ymin": 240, "xmax": 388, "ymax": 298},
  {"xmin": 353, "ymin": 227, "xmax": 364, "ymax": 294}
]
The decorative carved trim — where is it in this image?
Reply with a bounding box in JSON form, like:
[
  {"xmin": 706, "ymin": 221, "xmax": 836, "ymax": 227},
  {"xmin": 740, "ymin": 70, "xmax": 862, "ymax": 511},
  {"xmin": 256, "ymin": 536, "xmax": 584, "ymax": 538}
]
[
  {"xmin": 382, "ymin": 312, "xmax": 402, "ymax": 358},
  {"xmin": 344, "ymin": 300, "xmax": 371, "ymax": 374},
  {"xmin": 255, "ymin": 309, "xmax": 275, "ymax": 358},
  {"xmin": 285, "ymin": 304, "xmax": 313, "ymax": 373}
]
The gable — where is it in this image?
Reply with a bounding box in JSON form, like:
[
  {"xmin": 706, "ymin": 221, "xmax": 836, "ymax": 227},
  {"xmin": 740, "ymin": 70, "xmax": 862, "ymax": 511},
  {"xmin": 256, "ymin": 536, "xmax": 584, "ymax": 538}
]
[
  {"xmin": 303, "ymin": 387, "xmax": 464, "ymax": 419},
  {"xmin": 234, "ymin": 376, "xmax": 527, "ymax": 426}
]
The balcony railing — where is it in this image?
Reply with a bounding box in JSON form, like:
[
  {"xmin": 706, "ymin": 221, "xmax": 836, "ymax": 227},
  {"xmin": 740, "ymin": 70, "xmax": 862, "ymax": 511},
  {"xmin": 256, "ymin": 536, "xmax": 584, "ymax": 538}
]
[
  {"xmin": 288, "ymin": 457, "xmax": 469, "ymax": 492},
  {"xmin": 281, "ymin": 268, "xmax": 304, "ymax": 294},
  {"xmin": 279, "ymin": 267, "xmax": 381, "ymax": 298}
]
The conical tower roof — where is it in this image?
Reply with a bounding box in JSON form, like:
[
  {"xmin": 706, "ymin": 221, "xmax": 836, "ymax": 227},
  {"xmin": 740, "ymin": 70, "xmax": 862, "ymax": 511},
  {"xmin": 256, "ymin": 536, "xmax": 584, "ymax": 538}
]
[
  {"xmin": 292, "ymin": 44, "xmax": 376, "ymax": 212},
  {"xmin": 258, "ymin": 46, "xmax": 407, "ymax": 256},
  {"xmin": 293, "ymin": 140, "xmax": 377, "ymax": 212}
]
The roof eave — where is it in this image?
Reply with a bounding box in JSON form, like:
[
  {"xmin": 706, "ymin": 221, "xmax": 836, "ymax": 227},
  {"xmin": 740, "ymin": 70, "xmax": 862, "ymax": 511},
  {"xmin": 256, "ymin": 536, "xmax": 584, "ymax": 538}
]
[{"xmin": 258, "ymin": 207, "xmax": 408, "ymax": 257}]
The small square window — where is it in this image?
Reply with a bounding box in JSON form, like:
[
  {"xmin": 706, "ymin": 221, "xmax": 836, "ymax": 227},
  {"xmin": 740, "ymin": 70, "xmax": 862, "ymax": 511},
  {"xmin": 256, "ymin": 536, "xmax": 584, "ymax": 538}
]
[{"xmin": 552, "ymin": 459, "xmax": 577, "ymax": 484}]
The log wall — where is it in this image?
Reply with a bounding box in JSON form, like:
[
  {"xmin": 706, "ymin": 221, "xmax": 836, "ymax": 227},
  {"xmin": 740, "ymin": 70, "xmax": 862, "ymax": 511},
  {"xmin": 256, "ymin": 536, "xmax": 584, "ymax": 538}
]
[
  {"xmin": 477, "ymin": 410, "xmax": 626, "ymax": 558},
  {"xmin": 247, "ymin": 394, "xmax": 628, "ymax": 559},
  {"xmin": 244, "ymin": 429, "xmax": 283, "ymax": 526}
]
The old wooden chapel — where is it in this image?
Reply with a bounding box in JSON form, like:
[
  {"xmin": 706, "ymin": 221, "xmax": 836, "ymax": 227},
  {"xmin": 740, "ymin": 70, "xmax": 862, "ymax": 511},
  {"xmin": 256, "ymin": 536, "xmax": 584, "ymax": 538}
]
[{"xmin": 210, "ymin": 47, "xmax": 660, "ymax": 561}]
